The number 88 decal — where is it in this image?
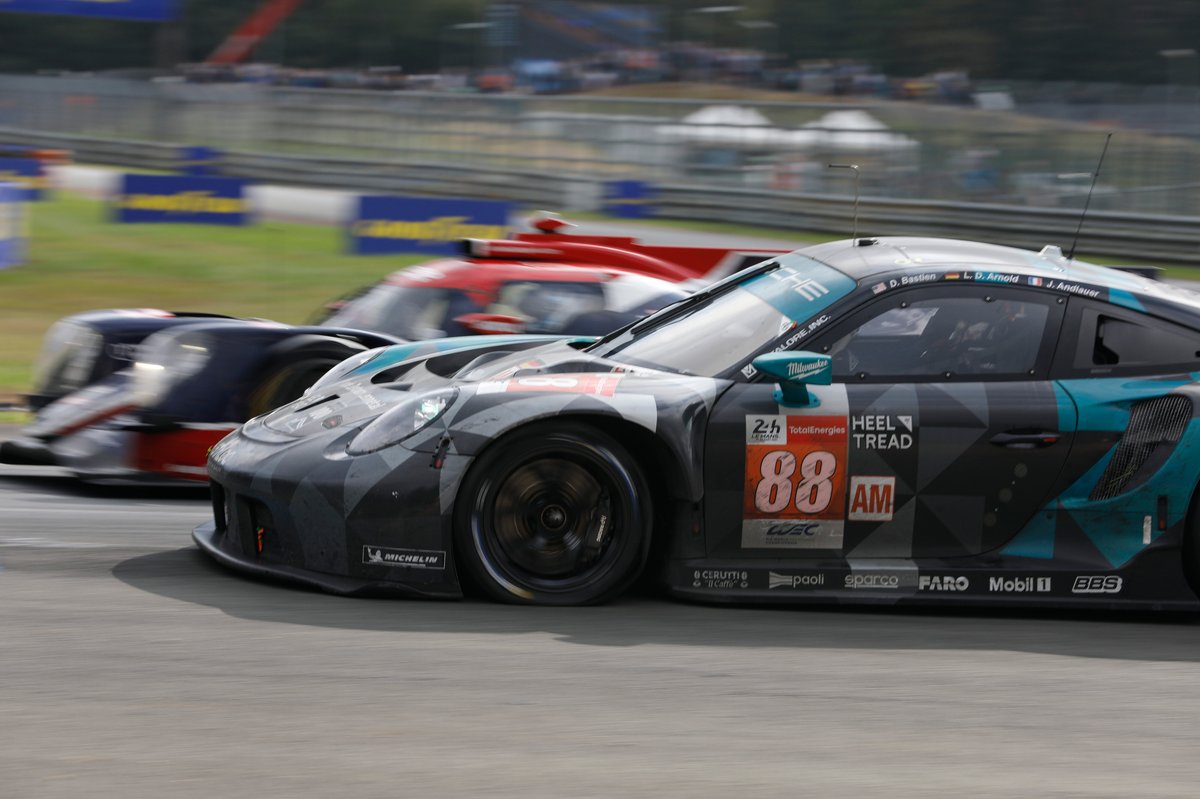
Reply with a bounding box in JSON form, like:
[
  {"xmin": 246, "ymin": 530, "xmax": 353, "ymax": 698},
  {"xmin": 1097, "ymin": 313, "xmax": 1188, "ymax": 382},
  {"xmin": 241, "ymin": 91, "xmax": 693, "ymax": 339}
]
[{"xmin": 754, "ymin": 450, "xmax": 837, "ymax": 514}]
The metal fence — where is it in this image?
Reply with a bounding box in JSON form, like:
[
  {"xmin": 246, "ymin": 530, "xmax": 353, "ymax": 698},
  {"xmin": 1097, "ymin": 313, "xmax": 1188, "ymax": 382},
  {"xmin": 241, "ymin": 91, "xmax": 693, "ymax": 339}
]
[
  {"xmin": 5, "ymin": 74, "xmax": 1200, "ymax": 216},
  {"xmin": 6, "ymin": 126, "xmax": 1200, "ymax": 265}
]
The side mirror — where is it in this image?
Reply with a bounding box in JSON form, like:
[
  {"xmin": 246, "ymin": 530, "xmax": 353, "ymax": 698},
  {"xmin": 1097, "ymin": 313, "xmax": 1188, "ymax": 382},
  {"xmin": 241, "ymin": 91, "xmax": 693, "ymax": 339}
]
[
  {"xmin": 455, "ymin": 313, "xmax": 527, "ymax": 336},
  {"xmin": 751, "ymin": 351, "xmax": 832, "ymax": 407}
]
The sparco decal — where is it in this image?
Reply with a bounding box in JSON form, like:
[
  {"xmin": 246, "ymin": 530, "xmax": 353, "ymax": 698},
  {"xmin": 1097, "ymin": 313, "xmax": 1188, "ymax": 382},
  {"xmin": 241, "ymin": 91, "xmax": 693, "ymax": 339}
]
[
  {"xmin": 693, "ymin": 569, "xmax": 749, "ymax": 589},
  {"xmin": 988, "ymin": 576, "xmax": 1051, "ymax": 593},
  {"xmin": 768, "ymin": 571, "xmax": 826, "ymax": 589},
  {"xmin": 918, "ymin": 575, "xmax": 969, "ymax": 592},
  {"xmin": 1071, "ymin": 575, "xmax": 1123, "ymax": 594},
  {"xmin": 362, "ymin": 545, "xmax": 446, "ymax": 570},
  {"xmin": 844, "ymin": 573, "xmax": 900, "ymax": 590}
]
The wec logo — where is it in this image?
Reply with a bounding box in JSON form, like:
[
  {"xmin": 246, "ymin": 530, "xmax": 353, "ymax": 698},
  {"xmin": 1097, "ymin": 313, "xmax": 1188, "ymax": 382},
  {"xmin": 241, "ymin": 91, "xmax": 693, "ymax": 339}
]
[{"xmin": 766, "ymin": 522, "xmax": 819, "ymax": 537}]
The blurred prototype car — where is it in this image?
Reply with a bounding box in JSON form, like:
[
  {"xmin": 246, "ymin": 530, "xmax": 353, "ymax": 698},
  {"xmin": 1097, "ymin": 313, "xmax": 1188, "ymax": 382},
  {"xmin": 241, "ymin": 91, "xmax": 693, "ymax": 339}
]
[
  {"xmin": 197, "ymin": 236, "xmax": 1200, "ymax": 609},
  {"xmin": 2, "ymin": 222, "xmax": 784, "ymax": 482}
]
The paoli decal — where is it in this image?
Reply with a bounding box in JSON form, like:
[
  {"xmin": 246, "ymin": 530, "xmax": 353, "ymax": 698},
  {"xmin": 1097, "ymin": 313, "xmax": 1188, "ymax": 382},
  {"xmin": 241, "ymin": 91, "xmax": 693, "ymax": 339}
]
[
  {"xmin": 476, "ymin": 374, "xmax": 623, "ymax": 397},
  {"xmin": 767, "ymin": 571, "xmax": 826, "ymax": 589},
  {"xmin": 742, "ymin": 414, "xmax": 848, "ymax": 549}
]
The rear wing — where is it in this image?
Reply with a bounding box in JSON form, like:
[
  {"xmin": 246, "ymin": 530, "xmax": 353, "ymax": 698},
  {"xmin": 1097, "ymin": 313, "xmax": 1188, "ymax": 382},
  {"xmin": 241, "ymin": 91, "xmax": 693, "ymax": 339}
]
[{"xmin": 462, "ymin": 235, "xmax": 787, "ymax": 283}]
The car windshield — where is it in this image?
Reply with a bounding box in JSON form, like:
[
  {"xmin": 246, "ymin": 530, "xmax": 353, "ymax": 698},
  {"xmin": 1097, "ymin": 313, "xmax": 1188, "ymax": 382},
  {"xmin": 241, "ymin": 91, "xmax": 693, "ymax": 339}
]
[
  {"xmin": 322, "ymin": 284, "xmax": 481, "ymax": 340},
  {"xmin": 588, "ymin": 252, "xmax": 855, "ymax": 376}
]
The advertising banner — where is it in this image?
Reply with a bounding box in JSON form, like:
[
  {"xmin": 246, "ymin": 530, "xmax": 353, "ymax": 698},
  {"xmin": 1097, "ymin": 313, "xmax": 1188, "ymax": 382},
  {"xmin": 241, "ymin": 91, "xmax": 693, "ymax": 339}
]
[
  {"xmin": 348, "ymin": 196, "xmax": 511, "ymax": 255},
  {"xmin": 602, "ymin": 180, "xmax": 655, "ymax": 219},
  {"xmin": 0, "ymin": 0, "xmax": 178, "ymax": 22},
  {"xmin": 0, "ymin": 157, "xmax": 46, "ymax": 201},
  {"xmin": 0, "ymin": 183, "xmax": 28, "ymax": 270},
  {"xmin": 178, "ymin": 146, "xmax": 222, "ymax": 177},
  {"xmin": 114, "ymin": 174, "xmax": 249, "ymax": 226}
]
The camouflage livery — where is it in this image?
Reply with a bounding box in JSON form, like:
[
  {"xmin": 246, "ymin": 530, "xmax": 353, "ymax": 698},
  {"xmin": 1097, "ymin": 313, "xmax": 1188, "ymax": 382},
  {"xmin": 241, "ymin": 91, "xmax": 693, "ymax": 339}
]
[{"xmin": 197, "ymin": 236, "xmax": 1200, "ymax": 608}]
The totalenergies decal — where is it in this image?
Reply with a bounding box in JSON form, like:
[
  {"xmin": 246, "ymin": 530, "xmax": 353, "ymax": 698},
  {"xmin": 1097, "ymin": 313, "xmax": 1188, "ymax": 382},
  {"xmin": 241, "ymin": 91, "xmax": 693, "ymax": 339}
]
[
  {"xmin": 352, "ymin": 216, "xmax": 506, "ymax": 242},
  {"xmin": 116, "ymin": 191, "xmax": 246, "ymax": 215}
]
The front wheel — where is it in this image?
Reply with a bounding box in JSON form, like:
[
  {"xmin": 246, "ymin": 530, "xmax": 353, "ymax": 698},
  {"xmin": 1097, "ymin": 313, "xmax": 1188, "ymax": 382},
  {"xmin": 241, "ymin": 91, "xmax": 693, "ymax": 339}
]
[{"xmin": 454, "ymin": 422, "xmax": 651, "ymax": 605}]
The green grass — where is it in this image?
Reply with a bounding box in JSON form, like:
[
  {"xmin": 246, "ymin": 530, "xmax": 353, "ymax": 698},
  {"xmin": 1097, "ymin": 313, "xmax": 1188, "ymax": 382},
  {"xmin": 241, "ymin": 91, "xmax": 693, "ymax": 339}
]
[
  {"xmin": 0, "ymin": 195, "xmax": 424, "ymax": 394},
  {"xmin": 4, "ymin": 193, "xmax": 1200, "ymax": 397}
]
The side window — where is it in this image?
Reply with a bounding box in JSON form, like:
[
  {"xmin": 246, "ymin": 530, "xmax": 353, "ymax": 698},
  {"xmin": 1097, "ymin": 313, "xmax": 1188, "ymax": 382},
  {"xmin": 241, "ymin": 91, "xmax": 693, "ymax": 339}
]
[
  {"xmin": 814, "ymin": 288, "xmax": 1056, "ymax": 381},
  {"xmin": 1063, "ymin": 303, "xmax": 1200, "ymax": 375}
]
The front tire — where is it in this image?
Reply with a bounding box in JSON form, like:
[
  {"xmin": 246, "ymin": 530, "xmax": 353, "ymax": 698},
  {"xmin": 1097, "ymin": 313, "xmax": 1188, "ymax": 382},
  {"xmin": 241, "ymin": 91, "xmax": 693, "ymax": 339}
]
[{"xmin": 454, "ymin": 422, "xmax": 651, "ymax": 605}]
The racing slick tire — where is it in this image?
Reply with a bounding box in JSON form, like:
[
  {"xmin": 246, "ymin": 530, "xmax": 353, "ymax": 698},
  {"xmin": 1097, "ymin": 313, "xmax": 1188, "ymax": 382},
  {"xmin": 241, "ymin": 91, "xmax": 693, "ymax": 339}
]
[
  {"xmin": 247, "ymin": 336, "xmax": 367, "ymax": 416},
  {"xmin": 454, "ymin": 422, "xmax": 652, "ymax": 606}
]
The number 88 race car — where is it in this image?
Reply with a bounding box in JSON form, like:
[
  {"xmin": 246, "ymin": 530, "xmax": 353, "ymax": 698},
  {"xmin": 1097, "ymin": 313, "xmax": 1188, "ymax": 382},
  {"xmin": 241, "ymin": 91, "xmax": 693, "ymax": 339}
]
[{"xmin": 197, "ymin": 235, "xmax": 1200, "ymax": 608}]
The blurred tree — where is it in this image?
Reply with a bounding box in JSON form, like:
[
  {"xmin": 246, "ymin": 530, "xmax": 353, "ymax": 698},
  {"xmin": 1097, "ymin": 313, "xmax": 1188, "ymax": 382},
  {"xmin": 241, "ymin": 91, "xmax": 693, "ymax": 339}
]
[{"xmin": 0, "ymin": 0, "xmax": 1198, "ymax": 84}]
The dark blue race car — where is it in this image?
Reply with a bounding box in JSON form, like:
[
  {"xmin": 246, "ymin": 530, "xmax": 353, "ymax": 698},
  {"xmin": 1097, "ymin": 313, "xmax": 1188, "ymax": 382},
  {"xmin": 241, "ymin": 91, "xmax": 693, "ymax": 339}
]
[{"xmin": 196, "ymin": 236, "xmax": 1200, "ymax": 608}]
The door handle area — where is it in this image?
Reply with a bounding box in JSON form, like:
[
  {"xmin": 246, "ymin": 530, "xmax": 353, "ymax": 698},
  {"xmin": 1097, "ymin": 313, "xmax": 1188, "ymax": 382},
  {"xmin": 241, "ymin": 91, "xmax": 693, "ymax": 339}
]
[{"xmin": 990, "ymin": 430, "xmax": 1061, "ymax": 449}]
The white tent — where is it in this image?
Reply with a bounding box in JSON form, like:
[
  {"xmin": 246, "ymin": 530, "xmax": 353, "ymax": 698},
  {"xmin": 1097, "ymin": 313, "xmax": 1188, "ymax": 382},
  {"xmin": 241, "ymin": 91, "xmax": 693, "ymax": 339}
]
[{"xmin": 656, "ymin": 106, "xmax": 919, "ymax": 151}]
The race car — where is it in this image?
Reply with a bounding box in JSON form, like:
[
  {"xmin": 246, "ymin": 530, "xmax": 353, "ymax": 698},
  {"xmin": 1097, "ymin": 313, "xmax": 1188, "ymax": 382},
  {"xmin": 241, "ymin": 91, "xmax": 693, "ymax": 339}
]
[
  {"xmin": 2, "ymin": 220, "xmax": 784, "ymax": 482},
  {"xmin": 195, "ymin": 235, "xmax": 1200, "ymax": 609}
]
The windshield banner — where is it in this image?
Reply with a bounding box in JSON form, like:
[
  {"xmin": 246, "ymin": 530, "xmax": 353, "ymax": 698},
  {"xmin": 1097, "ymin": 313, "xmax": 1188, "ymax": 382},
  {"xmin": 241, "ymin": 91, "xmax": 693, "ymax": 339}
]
[
  {"xmin": 743, "ymin": 255, "xmax": 856, "ymax": 322},
  {"xmin": 0, "ymin": 0, "xmax": 179, "ymax": 21},
  {"xmin": 348, "ymin": 196, "xmax": 511, "ymax": 256}
]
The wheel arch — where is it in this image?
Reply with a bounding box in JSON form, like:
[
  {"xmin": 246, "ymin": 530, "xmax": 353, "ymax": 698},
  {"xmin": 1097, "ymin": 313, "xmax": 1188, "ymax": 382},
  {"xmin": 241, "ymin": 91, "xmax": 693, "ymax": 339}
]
[
  {"xmin": 245, "ymin": 333, "xmax": 369, "ymax": 417},
  {"xmin": 448, "ymin": 410, "xmax": 698, "ymax": 592}
]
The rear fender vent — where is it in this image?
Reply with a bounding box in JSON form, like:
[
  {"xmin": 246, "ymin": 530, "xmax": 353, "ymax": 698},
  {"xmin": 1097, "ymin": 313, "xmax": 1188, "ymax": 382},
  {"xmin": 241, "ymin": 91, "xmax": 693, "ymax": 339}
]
[{"xmin": 1089, "ymin": 394, "xmax": 1193, "ymax": 501}]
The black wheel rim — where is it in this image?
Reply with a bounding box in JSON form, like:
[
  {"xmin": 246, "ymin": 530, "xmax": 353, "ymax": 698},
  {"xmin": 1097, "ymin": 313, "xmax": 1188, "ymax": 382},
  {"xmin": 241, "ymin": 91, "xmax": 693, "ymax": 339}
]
[{"xmin": 487, "ymin": 455, "xmax": 617, "ymax": 585}]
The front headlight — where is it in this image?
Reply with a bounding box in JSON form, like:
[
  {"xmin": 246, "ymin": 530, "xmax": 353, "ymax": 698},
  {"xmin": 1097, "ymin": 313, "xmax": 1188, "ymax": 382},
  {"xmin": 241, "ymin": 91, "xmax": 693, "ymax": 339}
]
[
  {"xmin": 346, "ymin": 388, "xmax": 457, "ymax": 455},
  {"xmin": 130, "ymin": 330, "xmax": 212, "ymax": 406},
  {"xmin": 32, "ymin": 320, "xmax": 103, "ymax": 395}
]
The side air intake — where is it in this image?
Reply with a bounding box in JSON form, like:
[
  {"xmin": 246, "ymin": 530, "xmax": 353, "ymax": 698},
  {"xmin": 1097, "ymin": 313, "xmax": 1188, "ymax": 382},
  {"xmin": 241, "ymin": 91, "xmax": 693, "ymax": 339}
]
[{"xmin": 1089, "ymin": 394, "xmax": 1192, "ymax": 501}]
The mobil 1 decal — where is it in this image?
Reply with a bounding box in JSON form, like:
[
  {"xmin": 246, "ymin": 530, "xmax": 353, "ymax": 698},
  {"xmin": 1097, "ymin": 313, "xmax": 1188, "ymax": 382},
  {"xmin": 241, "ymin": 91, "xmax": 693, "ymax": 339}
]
[
  {"xmin": 742, "ymin": 385, "xmax": 849, "ymax": 550},
  {"xmin": 841, "ymin": 384, "xmax": 919, "ymax": 557}
]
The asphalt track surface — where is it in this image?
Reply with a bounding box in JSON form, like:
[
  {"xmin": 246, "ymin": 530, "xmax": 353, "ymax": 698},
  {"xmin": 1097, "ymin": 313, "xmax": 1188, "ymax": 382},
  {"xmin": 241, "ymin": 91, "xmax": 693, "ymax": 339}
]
[
  {"xmin": 5, "ymin": 447, "xmax": 1200, "ymax": 799},
  {"xmin": 8, "ymin": 202, "xmax": 1200, "ymax": 796}
]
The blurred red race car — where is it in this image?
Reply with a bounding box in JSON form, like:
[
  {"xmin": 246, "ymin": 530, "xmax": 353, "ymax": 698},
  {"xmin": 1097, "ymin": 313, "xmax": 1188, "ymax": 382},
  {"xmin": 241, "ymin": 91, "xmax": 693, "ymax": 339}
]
[{"xmin": 3, "ymin": 218, "xmax": 784, "ymax": 482}]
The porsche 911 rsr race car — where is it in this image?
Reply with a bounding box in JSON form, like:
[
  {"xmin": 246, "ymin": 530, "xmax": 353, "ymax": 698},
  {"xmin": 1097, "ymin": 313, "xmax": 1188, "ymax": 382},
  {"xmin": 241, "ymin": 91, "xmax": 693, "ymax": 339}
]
[
  {"xmin": 3, "ymin": 223, "xmax": 782, "ymax": 482},
  {"xmin": 196, "ymin": 235, "xmax": 1200, "ymax": 609}
]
